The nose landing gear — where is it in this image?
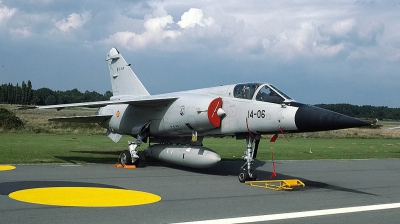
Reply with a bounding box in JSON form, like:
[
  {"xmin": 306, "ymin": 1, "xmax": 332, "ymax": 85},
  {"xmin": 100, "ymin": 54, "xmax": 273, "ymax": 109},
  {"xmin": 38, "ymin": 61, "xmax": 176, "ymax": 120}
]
[{"xmin": 238, "ymin": 135, "xmax": 260, "ymax": 183}]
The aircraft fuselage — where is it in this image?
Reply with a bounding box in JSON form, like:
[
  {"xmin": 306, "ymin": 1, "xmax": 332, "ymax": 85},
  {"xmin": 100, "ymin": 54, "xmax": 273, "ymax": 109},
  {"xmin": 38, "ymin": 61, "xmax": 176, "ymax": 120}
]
[{"xmin": 97, "ymin": 83, "xmax": 365, "ymax": 141}]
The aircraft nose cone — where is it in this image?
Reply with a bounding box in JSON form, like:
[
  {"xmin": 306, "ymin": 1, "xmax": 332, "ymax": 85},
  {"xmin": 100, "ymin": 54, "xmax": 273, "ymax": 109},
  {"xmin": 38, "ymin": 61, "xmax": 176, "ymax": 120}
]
[{"xmin": 294, "ymin": 104, "xmax": 370, "ymax": 132}]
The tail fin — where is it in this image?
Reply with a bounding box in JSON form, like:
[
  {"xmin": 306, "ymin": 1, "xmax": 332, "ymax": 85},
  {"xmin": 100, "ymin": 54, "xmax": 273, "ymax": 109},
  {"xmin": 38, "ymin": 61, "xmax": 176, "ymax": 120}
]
[{"xmin": 106, "ymin": 48, "xmax": 150, "ymax": 97}]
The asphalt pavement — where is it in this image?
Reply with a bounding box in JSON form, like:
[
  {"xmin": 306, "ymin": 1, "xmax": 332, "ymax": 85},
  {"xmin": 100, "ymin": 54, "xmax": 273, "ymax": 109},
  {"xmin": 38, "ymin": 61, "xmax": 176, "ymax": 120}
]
[{"xmin": 1, "ymin": 159, "xmax": 400, "ymax": 224}]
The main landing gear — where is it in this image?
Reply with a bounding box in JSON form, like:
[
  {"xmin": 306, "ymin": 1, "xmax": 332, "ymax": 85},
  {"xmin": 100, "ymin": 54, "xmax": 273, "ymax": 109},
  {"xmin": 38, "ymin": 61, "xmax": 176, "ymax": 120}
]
[
  {"xmin": 119, "ymin": 142, "xmax": 140, "ymax": 167},
  {"xmin": 238, "ymin": 134, "xmax": 260, "ymax": 183},
  {"xmin": 119, "ymin": 121, "xmax": 151, "ymax": 167}
]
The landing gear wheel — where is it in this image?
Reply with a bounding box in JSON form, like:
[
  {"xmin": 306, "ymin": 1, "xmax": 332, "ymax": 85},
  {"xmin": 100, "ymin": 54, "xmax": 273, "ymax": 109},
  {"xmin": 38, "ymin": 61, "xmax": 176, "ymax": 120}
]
[
  {"xmin": 238, "ymin": 170, "xmax": 257, "ymax": 183},
  {"xmin": 120, "ymin": 150, "xmax": 132, "ymax": 167},
  {"xmin": 238, "ymin": 171, "xmax": 249, "ymax": 183}
]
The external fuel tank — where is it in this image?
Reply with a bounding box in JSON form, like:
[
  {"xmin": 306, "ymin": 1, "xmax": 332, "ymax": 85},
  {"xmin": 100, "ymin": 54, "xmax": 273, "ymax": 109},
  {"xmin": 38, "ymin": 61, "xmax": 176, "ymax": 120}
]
[{"xmin": 143, "ymin": 144, "xmax": 221, "ymax": 168}]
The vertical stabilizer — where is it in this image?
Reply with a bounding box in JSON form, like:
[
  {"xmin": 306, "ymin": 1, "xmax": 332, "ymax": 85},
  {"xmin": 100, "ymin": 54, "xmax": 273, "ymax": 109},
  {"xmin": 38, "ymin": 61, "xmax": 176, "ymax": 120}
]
[{"xmin": 106, "ymin": 48, "xmax": 150, "ymax": 97}]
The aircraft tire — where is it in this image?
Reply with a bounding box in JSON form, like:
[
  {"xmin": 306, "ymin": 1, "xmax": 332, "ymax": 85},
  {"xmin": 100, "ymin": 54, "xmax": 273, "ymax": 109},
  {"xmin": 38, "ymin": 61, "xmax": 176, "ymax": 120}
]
[
  {"xmin": 120, "ymin": 150, "xmax": 133, "ymax": 166},
  {"xmin": 238, "ymin": 172, "xmax": 249, "ymax": 183}
]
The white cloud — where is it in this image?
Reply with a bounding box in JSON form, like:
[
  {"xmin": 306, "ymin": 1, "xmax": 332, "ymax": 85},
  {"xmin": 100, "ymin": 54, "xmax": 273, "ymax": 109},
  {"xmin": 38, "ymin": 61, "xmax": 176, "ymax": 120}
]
[
  {"xmin": 346, "ymin": 47, "xmax": 378, "ymax": 60},
  {"xmin": 104, "ymin": 7, "xmax": 216, "ymax": 50},
  {"xmin": 314, "ymin": 43, "xmax": 345, "ymax": 57},
  {"xmin": 143, "ymin": 15, "xmax": 174, "ymax": 32},
  {"xmin": 264, "ymin": 18, "xmax": 384, "ymax": 60},
  {"xmin": 289, "ymin": 22, "xmax": 319, "ymax": 53},
  {"xmin": 148, "ymin": 1, "xmax": 169, "ymax": 18},
  {"xmin": 55, "ymin": 11, "xmax": 91, "ymax": 32},
  {"xmin": 48, "ymin": 2, "xmax": 391, "ymax": 64},
  {"xmin": 0, "ymin": 2, "xmax": 17, "ymax": 25},
  {"xmin": 104, "ymin": 14, "xmax": 179, "ymax": 49},
  {"xmin": 358, "ymin": 22, "xmax": 384, "ymax": 45},
  {"xmin": 177, "ymin": 8, "xmax": 214, "ymax": 28},
  {"xmin": 319, "ymin": 18, "xmax": 384, "ymax": 48},
  {"xmin": 10, "ymin": 27, "xmax": 31, "ymax": 37},
  {"xmin": 330, "ymin": 18, "xmax": 357, "ymax": 37},
  {"xmin": 269, "ymin": 22, "xmax": 345, "ymax": 59},
  {"xmin": 104, "ymin": 31, "xmax": 135, "ymax": 48}
]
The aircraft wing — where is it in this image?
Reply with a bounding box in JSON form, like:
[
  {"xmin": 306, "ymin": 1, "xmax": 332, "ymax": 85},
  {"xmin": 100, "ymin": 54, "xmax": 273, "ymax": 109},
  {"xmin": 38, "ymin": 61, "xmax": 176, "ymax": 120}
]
[
  {"xmin": 38, "ymin": 96, "xmax": 178, "ymax": 110},
  {"xmin": 49, "ymin": 115, "xmax": 113, "ymax": 123}
]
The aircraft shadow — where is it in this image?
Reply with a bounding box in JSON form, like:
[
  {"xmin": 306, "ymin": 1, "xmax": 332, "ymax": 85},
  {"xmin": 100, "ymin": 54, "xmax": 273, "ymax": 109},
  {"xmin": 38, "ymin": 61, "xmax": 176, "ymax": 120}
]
[
  {"xmin": 55, "ymin": 156, "xmax": 119, "ymax": 164},
  {"xmin": 54, "ymin": 150, "xmax": 376, "ymax": 196},
  {"xmin": 70, "ymin": 150, "xmax": 122, "ymax": 155},
  {"xmin": 145, "ymin": 160, "xmax": 377, "ymax": 196},
  {"xmin": 54, "ymin": 150, "xmax": 121, "ymax": 164}
]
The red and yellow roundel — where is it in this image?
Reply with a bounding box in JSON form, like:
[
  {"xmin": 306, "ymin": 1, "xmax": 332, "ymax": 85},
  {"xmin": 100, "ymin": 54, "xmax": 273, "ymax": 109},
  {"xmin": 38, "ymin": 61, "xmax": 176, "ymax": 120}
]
[
  {"xmin": 116, "ymin": 110, "xmax": 120, "ymax": 118},
  {"xmin": 207, "ymin": 98, "xmax": 223, "ymax": 127}
]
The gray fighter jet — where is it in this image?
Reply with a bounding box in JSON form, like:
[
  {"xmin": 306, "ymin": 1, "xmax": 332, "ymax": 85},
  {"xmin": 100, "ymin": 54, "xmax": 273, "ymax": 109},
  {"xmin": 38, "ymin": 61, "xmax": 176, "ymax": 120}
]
[{"xmin": 40, "ymin": 48, "xmax": 370, "ymax": 182}]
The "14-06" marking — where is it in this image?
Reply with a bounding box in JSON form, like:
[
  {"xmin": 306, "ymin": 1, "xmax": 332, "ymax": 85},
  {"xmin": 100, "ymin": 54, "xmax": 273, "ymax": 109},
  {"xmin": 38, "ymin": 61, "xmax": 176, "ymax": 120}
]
[{"xmin": 248, "ymin": 110, "xmax": 266, "ymax": 118}]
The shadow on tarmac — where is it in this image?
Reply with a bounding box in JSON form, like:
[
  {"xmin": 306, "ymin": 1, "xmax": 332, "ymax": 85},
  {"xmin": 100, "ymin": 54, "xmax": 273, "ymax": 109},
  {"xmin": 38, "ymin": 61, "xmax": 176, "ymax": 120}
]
[
  {"xmin": 54, "ymin": 150, "xmax": 376, "ymax": 196},
  {"xmin": 145, "ymin": 160, "xmax": 377, "ymax": 196}
]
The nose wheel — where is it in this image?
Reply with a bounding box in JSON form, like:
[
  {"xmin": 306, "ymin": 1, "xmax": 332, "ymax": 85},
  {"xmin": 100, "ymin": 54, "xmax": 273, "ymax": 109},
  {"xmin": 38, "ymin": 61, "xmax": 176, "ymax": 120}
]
[{"xmin": 238, "ymin": 169, "xmax": 257, "ymax": 183}]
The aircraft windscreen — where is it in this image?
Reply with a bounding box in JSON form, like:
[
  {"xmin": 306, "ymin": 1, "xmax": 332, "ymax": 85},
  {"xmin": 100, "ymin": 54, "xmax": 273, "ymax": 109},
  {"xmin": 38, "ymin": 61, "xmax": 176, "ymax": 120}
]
[
  {"xmin": 233, "ymin": 83, "xmax": 261, "ymax": 100},
  {"xmin": 269, "ymin": 85, "xmax": 292, "ymax": 100},
  {"xmin": 255, "ymin": 85, "xmax": 284, "ymax": 104}
]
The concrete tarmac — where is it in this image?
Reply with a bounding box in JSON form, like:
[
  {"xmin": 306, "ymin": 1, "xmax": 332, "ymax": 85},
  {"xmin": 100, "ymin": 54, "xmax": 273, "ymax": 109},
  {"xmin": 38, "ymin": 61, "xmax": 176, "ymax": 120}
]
[{"xmin": 1, "ymin": 159, "xmax": 400, "ymax": 224}]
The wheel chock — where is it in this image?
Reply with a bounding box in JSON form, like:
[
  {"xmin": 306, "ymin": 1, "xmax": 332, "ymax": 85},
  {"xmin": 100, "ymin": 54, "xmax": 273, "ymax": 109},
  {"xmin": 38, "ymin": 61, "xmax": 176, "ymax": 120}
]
[
  {"xmin": 245, "ymin": 179, "xmax": 305, "ymax": 191},
  {"xmin": 123, "ymin": 165, "xmax": 136, "ymax": 169},
  {"xmin": 112, "ymin": 163, "xmax": 136, "ymax": 169}
]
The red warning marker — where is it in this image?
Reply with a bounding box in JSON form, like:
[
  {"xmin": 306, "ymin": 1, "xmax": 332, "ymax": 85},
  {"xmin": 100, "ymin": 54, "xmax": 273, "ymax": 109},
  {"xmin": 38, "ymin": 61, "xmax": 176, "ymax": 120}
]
[{"xmin": 270, "ymin": 152, "xmax": 277, "ymax": 179}]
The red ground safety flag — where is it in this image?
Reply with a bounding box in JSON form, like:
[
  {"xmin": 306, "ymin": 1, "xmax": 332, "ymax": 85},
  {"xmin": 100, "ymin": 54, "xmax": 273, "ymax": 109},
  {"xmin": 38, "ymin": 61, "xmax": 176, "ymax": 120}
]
[{"xmin": 270, "ymin": 152, "xmax": 277, "ymax": 179}]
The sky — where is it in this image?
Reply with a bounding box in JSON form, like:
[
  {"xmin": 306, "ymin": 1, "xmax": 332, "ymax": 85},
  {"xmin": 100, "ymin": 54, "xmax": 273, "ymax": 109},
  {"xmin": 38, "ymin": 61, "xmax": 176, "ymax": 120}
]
[{"xmin": 0, "ymin": 0, "xmax": 399, "ymax": 107}]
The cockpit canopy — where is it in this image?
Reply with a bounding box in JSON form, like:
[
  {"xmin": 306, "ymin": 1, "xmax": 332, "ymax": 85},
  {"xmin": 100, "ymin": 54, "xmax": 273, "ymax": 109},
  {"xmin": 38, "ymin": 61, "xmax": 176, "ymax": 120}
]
[{"xmin": 233, "ymin": 83, "xmax": 293, "ymax": 104}]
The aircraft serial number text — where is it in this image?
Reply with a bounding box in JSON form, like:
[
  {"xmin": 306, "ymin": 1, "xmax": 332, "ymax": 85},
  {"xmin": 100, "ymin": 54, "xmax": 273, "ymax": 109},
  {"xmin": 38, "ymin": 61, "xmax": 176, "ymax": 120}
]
[{"xmin": 247, "ymin": 110, "xmax": 266, "ymax": 118}]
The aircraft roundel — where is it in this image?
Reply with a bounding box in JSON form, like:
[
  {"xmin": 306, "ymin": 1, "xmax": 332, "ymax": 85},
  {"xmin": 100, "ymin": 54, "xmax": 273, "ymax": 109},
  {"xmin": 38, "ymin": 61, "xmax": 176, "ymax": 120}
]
[
  {"xmin": 116, "ymin": 111, "xmax": 120, "ymax": 118},
  {"xmin": 207, "ymin": 98, "xmax": 223, "ymax": 127}
]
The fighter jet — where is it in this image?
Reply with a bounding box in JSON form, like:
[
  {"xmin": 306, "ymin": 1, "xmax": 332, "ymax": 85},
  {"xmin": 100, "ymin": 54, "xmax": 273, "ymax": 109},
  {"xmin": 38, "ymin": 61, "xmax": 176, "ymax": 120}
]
[{"xmin": 39, "ymin": 48, "xmax": 370, "ymax": 182}]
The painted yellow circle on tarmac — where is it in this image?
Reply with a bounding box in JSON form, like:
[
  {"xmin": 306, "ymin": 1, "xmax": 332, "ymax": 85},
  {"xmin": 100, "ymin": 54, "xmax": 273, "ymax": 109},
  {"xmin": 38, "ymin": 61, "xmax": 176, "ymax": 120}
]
[
  {"xmin": 0, "ymin": 165, "xmax": 16, "ymax": 171},
  {"xmin": 9, "ymin": 187, "xmax": 161, "ymax": 207}
]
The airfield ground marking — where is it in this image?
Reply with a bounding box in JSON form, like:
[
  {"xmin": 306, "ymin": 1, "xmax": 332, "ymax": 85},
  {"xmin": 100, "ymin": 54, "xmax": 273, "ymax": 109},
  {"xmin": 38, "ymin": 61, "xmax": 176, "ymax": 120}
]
[
  {"xmin": 9, "ymin": 187, "xmax": 161, "ymax": 207},
  {"xmin": 171, "ymin": 202, "xmax": 400, "ymax": 224},
  {"xmin": 0, "ymin": 165, "xmax": 16, "ymax": 171}
]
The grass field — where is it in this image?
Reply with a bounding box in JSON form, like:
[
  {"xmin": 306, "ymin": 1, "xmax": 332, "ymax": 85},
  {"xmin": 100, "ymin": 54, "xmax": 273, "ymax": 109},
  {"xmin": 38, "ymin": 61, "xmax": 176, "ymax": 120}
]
[
  {"xmin": 0, "ymin": 133, "xmax": 399, "ymax": 164},
  {"xmin": 1, "ymin": 104, "xmax": 400, "ymax": 164}
]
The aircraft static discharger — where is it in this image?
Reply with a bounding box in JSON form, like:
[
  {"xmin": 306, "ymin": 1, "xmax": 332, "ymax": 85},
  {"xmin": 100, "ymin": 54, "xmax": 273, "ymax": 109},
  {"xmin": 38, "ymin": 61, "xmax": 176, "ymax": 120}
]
[{"xmin": 39, "ymin": 48, "xmax": 370, "ymax": 182}]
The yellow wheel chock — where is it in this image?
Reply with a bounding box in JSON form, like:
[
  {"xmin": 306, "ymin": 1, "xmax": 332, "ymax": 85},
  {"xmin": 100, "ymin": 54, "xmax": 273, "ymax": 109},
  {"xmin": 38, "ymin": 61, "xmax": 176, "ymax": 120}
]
[
  {"xmin": 245, "ymin": 179, "xmax": 305, "ymax": 191},
  {"xmin": 112, "ymin": 163, "xmax": 136, "ymax": 169}
]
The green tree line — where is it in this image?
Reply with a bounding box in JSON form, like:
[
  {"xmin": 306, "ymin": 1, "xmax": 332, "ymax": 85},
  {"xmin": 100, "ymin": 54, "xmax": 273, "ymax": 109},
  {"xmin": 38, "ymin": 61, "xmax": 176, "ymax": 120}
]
[
  {"xmin": 0, "ymin": 81, "xmax": 112, "ymax": 105},
  {"xmin": 315, "ymin": 103, "xmax": 400, "ymax": 120},
  {"xmin": 0, "ymin": 81, "xmax": 33, "ymax": 105}
]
